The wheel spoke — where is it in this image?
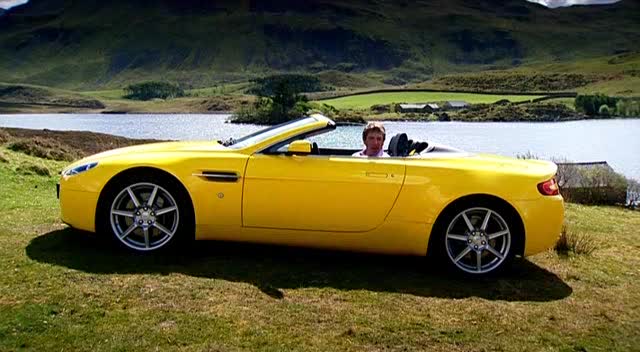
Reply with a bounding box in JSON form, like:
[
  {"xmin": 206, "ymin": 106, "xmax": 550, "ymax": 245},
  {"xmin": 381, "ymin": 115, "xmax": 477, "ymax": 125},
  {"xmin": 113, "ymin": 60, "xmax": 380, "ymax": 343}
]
[
  {"xmin": 488, "ymin": 230, "xmax": 509, "ymax": 240},
  {"xmin": 481, "ymin": 210, "xmax": 492, "ymax": 231},
  {"xmin": 447, "ymin": 233, "xmax": 468, "ymax": 241},
  {"xmin": 119, "ymin": 223, "xmax": 137, "ymax": 239},
  {"xmin": 486, "ymin": 245, "xmax": 505, "ymax": 259},
  {"xmin": 155, "ymin": 206, "xmax": 177, "ymax": 216},
  {"xmin": 454, "ymin": 247, "xmax": 472, "ymax": 263},
  {"xmin": 112, "ymin": 210, "xmax": 134, "ymax": 218},
  {"xmin": 462, "ymin": 212, "xmax": 474, "ymax": 231},
  {"xmin": 476, "ymin": 251, "xmax": 482, "ymax": 271},
  {"xmin": 147, "ymin": 186, "xmax": 158, "ymax": 207},
  {"xmin": 127, "ymin": 187, "xmax": 141, "ymax": 208},
  {"xmin": 143, "ymin": 227, "xmax": 150, "ymax": 248},
  {"xmin": 153, "ymin": 222, "xmax": 172, "ymax": 236}
]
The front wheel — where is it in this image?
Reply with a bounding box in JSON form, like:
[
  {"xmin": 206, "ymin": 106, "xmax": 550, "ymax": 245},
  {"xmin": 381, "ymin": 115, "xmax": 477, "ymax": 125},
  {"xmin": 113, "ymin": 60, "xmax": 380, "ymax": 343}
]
[
  {"xmin": 432, "ymin": 202, "xmax": 519, "ymax": 276},
  {"xmin": 97, "ymin": 172, "xmax": 193, "ymax": 252}
]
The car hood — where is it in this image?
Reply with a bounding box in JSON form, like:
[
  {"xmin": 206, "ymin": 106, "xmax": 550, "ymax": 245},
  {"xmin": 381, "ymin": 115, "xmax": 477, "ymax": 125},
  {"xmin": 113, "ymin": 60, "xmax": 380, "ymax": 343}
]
[{"xmin": 65, "ymin": 141, "xmax": 227, "ymax": 169}]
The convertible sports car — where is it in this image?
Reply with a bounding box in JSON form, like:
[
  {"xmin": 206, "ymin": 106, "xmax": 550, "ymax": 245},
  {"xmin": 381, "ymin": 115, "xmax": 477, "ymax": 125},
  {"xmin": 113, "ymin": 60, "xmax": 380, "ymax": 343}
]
[{"xmin": 58, "ymin": 114, "xmax": 563, "ymax": 276}]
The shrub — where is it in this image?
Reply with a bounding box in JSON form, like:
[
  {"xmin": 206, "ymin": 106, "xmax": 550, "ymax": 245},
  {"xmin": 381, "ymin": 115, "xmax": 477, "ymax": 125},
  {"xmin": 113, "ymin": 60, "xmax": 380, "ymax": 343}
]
[
  {"xmin": 598, "ymin": 104, "xmax": 611, "ymax": 116},
  {"xmin": 382, "ymin": 77, "xmax": 406, "ymax": 86},
  {"xmin": 306, "ymin": 103, "xmax": 339, "ymax": 119},
  {"xmin": 555, "ymin": 225, "xmax": 597, "ymax": 256},
  {"xmin": 230, "ymin": 98, "xmax": 273, "ymax": 124},
  {"xmin": 555, "ymin": 163, "xmax": 628, "ymax": 205},
  {"xmin": 7, "ymin": 137, "xmax": 78, "ymax": 161},
  {"xmin": 124, "ymin": 81, "xmax": 184, "ymax": 101},
  {"xmin": 370, "ymin": 104, "xmax": 390, "ymax": 114},
  {"xmin": 516, "ymin": 151, "xmax": 539, "ymax": 160},
  {"xmin": 578, "ymin": 167, "xmax": 627, "ymax": 204},
  {"xmin": 231, "ymin": 80, "xmax": 312, "ymax": 125},
  {"xmin": 553, "ymin": 159, "xmax": 582, "ymax": 190},
  {"xmin": 0, "ymin": 129, "xmax": 11, "ymax": 144},
  {"xmin": 0, "ymin": 151, "xmax": 8, "ymax": 163},
  {"xmin": 615, "ymin": 99, "xmax": 640, "ymax": 117},
  {"xmin": 575, "ymin": 94, "xmax": 619, "ymax": 116},
  {"xmin": 16, "ymin": 162, "xmax": 51, "ymax": 176}
]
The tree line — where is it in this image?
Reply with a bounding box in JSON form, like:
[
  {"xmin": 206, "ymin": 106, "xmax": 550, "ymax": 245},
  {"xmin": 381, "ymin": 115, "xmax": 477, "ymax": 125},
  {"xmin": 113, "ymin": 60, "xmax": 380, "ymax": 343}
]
[
  {"xmin": 124, "ymin": 81, "xmax": 185, "ymax": 101},
  {"xmin": 575, "ymin": 94, "xmax": 640, "ymax": 117}
]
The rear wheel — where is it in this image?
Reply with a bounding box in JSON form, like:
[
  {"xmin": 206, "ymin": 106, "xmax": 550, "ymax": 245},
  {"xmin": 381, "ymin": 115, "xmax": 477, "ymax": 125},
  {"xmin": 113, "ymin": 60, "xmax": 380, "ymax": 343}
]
[
  {"xmin": 431, "ymin": 201, "xmax": 519, "ymax": 276},
  {"xmin": 97, "ymin": 172, "xmax": 193, "ymax": 252}
]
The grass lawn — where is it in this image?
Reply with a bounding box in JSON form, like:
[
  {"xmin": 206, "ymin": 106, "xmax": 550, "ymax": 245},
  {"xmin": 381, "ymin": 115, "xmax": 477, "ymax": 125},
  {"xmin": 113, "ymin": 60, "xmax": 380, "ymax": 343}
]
[
  {"xmin": 1, "ymin": 147, "xmax": 639, "ymax": 351},
  {"xmin": 79, "ymin": 89, "xmax": 125, "ymax": 100},
  {"xmin": 317, "ymin": 92, "xmax": 544, "ymax": 110}
]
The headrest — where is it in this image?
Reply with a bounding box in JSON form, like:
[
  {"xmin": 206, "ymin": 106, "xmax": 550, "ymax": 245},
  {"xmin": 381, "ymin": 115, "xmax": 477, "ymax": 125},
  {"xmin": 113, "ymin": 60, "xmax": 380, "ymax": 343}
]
[{"xmin": 388, "ymin": 133, "xmax": 409, "ymax": 157}]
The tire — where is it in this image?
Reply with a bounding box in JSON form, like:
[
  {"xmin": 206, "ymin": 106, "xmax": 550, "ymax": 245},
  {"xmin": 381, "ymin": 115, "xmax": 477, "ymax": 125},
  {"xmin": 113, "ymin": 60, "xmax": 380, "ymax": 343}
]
[
  {"xmin": 96, "ymin": 171, "xmax": 194, "ymax": 253},
  {"xmin": 430, "ymin": 200, "xmax": 520, "ymax": 276}
]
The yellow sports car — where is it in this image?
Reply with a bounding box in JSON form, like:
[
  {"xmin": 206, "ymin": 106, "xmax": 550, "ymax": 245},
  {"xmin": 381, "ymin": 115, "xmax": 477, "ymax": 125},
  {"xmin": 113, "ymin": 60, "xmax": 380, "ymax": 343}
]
[{"xmin": 58, "ymin": 114, "xmax": 563, "ymax": 276}]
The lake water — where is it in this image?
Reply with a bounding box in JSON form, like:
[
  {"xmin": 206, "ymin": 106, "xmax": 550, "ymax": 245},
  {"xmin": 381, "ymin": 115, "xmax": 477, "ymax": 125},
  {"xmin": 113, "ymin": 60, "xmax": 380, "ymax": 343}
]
[{"xmin": 1, "ymin": 113, "xmax": 639, "ymax": 180}]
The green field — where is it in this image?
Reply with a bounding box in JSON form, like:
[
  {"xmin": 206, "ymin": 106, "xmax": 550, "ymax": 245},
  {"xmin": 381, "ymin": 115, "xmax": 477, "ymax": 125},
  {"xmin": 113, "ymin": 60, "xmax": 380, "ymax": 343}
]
[
  {"xmin": 317, "ymin": 92, "xmax": 544, "ymax": 110},
  {"xmin": 1, "ymin": 139, "xmax": 640, "ymax": 351},
  {"xmin": 79, "ymin": 89, "xmax": 125, "ymax": 100}
]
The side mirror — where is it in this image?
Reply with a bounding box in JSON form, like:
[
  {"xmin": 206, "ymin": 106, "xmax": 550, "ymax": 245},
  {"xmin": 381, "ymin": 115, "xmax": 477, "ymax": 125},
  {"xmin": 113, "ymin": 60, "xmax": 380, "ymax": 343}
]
[{"xmin": 287, "ymin": 140, "xmax": 312, "ymax": 155}]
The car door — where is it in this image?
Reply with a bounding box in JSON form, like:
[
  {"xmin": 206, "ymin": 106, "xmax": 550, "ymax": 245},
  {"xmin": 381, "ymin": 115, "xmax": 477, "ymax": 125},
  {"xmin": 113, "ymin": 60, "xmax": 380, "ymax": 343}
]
[{"xmin": 242, "ymin": 153, "xmax": 406, "ymax": 232}]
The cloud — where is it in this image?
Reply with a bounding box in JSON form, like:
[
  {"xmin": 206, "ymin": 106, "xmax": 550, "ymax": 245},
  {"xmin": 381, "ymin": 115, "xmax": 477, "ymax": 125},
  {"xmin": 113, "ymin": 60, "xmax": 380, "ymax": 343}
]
[
  {"xmin": 527, "ymin": 0, "xmax": 621, "ymax": 8},
  {"xmin": 0, "ymin": 0, "xmax": 28, "ymax": 9}
]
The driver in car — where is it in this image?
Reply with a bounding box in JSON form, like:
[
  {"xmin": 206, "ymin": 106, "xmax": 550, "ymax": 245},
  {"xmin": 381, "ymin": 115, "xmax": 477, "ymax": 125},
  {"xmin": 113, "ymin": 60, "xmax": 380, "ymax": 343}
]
[{"xmin": 353, "ymin": 122, "xmax": 390, "ymax": 157}]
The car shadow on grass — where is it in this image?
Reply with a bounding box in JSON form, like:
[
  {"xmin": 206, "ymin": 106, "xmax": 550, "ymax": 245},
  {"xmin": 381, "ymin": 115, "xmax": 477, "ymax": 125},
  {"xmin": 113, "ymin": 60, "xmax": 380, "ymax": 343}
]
[{"xmin": 26, "ymin": 228, "xmax": 572, "ymax": 302}]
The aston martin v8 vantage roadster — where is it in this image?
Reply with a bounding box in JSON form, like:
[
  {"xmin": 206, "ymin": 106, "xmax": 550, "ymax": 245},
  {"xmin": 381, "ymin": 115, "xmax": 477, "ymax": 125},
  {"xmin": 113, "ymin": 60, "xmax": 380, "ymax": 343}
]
[{"xmin": 58, "ymin": 114, "xmax": 563, "ymax": 275}]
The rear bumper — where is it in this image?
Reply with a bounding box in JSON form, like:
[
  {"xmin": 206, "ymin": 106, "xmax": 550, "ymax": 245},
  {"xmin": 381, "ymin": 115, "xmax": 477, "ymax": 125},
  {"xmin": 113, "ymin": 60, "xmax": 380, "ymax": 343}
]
[{"xmin": 513, "ymin": 195, "xmax": 564, "ymax": 256}]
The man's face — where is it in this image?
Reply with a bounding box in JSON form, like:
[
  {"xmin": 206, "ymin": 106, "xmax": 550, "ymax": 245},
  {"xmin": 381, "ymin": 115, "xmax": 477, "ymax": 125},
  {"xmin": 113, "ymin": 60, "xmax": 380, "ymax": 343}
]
[{"xmin": 364, "ymin": 131, "xmax": 385, "ymax": 156}]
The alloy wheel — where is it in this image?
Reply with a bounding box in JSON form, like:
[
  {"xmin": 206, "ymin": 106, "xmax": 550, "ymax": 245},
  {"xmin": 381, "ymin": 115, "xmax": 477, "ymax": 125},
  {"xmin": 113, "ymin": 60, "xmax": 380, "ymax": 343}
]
[
  {"xmin": 110, "ymin": 182, "xmax": 180, "ymax": 251},
  {"xmin": 444, "ymin": 207, "xmax": 511, "ymax": 274}
]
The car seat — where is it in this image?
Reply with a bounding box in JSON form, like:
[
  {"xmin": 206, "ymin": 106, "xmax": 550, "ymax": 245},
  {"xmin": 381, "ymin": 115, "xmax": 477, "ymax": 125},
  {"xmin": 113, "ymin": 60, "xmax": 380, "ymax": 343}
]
[{"xmin": 388, "ymin": 133, "xmax": 409, "ymax": 156}]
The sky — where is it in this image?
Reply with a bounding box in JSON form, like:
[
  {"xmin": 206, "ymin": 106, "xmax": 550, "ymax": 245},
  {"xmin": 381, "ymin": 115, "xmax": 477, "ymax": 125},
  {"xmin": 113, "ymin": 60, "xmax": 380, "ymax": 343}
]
[
  {"xmin": 0, "ymin": 0, "xmax": 623, "ymax": 10},
  {"xmin": 0, "ymin": 0, "xmax": 28, "ymax": 10}
]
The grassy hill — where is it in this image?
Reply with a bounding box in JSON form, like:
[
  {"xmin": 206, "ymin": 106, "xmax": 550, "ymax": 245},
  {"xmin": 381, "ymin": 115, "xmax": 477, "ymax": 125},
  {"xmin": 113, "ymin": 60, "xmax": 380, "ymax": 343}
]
[{"xmin": 0, "ymin": 0, "xmax": 638, "ymax": 90}]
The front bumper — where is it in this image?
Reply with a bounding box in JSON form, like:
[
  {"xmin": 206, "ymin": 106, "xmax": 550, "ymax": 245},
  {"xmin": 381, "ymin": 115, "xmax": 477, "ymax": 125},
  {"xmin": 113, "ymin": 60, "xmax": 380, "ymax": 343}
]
[{"xmin": 58, "ymin": 183, "xmax": 99, "ymax": 233}]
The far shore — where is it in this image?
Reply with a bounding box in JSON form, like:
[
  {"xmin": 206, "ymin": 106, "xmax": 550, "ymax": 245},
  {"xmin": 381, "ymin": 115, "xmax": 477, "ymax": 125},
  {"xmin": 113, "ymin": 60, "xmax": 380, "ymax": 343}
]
[{"xmin": 2, "ymin": 100, "xmax": 638, "ymax": 124}]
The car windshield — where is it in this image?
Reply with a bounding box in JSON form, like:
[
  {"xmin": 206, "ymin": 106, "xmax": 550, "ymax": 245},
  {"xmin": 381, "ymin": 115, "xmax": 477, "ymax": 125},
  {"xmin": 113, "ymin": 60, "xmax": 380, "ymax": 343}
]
[{"xmin": 224, "ymin": 117, "xmax": 317, "ymax": 149}]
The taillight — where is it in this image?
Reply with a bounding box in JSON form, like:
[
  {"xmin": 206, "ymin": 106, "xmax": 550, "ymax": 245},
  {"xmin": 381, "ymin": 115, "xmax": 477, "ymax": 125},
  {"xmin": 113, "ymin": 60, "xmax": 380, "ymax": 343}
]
[{"xmin": 538, "ymin": 178, "xmax": 559, "ymax": 196}]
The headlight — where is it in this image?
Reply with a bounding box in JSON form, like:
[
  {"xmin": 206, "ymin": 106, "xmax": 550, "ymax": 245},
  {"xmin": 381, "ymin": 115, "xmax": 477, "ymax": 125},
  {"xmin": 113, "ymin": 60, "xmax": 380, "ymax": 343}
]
[{"xmin": 62, "ymin": 162, "xmax": 98, "ymax": 176}]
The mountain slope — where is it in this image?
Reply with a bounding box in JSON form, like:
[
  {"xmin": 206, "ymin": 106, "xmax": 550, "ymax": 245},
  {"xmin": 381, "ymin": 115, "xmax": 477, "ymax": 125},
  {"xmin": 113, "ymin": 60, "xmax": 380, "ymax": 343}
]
[{"xmin": 0, "ymin": 0, "xmax": 638, "ymax": 89}]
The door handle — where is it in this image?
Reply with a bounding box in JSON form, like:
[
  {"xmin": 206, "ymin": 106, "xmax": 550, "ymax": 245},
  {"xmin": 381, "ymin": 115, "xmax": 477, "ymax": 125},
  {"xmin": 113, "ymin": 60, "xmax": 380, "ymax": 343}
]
[{"xmin": 366, "ymin": 172, "xmax": 388, "ymax": 178}]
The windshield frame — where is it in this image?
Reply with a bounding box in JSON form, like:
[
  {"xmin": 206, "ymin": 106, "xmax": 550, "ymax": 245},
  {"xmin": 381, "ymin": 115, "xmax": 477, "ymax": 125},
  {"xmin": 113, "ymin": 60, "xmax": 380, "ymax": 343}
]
[
  {"xmin": 260, "ymin": 124, "xmax": 337, "ymax": 155},
  {"xmin": 226, "ymin": 117, "xmax": 318, "ymax": 150}
]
